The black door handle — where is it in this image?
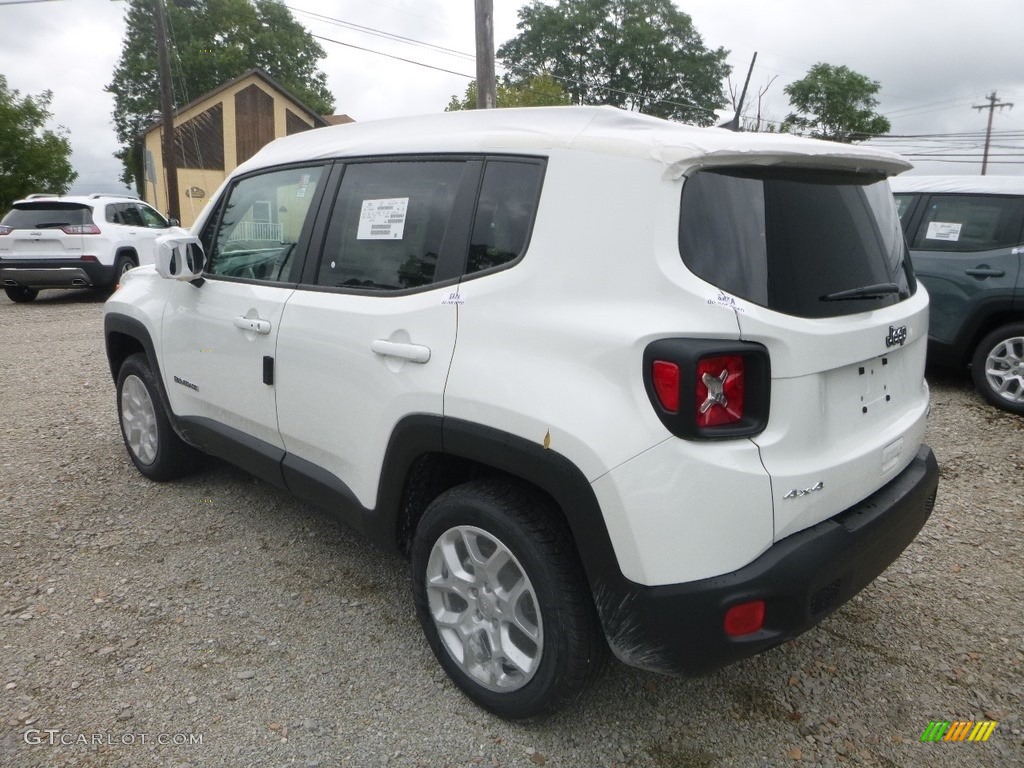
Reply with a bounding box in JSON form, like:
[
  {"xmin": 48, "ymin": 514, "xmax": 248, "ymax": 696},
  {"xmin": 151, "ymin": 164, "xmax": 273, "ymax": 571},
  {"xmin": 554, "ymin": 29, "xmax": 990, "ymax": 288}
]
[{"xmin": 965, "ymin": 268, "xmax": 1005, "ymax": 278}]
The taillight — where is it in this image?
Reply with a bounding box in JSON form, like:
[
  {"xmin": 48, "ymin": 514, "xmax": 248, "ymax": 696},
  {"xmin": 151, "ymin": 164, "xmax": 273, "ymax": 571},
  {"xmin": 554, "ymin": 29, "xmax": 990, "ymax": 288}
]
[
  {"xmin": 696, "ymin": 355, "xmax": 745, "ymax": 427},
  {"xmin": 643, "ymin": 339, "xmax": 770, "ymax": 440},
  {"xmin": 0, "ymin": 225, "xmax": 12, "ymax": 236},
  {"xmin": 724, "ymin": 600, "xmax": 765, "ymax": 637},
  {"xmin": 61, "ymin": 224, "xmax": 101, "ymax": 235}
]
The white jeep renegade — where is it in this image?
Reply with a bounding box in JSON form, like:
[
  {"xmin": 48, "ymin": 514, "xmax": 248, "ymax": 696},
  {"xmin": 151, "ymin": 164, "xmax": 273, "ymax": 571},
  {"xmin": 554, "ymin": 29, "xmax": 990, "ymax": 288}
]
[{"xmin": 104, "ymin": 106, "xmax": 939, "ymax": 719}]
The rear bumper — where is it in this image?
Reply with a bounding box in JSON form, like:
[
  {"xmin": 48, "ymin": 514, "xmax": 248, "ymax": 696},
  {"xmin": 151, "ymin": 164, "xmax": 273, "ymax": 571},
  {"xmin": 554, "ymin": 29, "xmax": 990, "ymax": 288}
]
[
  {"xmin": 1, "ymin": 259, "xmax": 115, "ymax": 289},
  {"xmin": 598, "ymin": 445, "xmax": 939, "ymax": 676}
]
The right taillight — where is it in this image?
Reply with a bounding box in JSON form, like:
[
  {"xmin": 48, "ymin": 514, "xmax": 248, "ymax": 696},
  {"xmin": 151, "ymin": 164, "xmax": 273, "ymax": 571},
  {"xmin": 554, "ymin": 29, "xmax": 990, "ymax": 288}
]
[
  {"xmin": 644, "ymin": 339, "xmax": 770, "ymax": 440},
  {"xmin": 61, "ymin": 224, "xmax": 101, "ymax": 235},
  {"xmin": 0, "ymin": 225, "xmax": 12, "ymax": 236}
]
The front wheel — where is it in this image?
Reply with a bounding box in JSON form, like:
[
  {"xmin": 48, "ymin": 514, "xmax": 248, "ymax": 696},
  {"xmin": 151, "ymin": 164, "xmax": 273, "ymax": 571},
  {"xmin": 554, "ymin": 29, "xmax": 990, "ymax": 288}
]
[
  {"xmin": 4, "ymin": 286, "xmax": 38, "ymax": 303},
  {"xmin": 971, "ymin": 323, "xmax": 1024, "ymax": 415},
  {"xmin": 116, "ymin": 353, "xmax": 200, "ymax": 480},
  {"xmin": 410, "ymin": 479, "xmax": 606, "ymax": 719}
]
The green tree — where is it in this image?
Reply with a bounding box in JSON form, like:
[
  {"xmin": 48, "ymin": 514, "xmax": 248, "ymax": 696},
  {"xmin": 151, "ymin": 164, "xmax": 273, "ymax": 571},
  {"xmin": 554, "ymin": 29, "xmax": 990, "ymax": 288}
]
[
  {"xmin": 782, "ymin": 63, "xmax": 891, "ymax": 142},
  {"xmin": 497, "ymin": 0, "xmax": 730, "ymax": 125},
  {"xmin": 445, "ymin": 73, "xmax": 571, "ymax": 111},
  {"xmin": 107, "ymin": 0, "xmax": 335, "ymax": 191},
  {"xmin": 0, "ymin": 75, "xmax": 76, "ymax": 211}
]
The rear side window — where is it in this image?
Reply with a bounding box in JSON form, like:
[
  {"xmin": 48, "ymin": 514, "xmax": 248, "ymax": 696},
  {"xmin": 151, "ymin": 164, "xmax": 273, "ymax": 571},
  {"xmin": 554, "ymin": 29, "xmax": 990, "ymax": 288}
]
[
  {"xmin": 910, "ymin": 194, "xmax": 1024, "ymax": 252},
  {"xmin": 894, "ymin": 193, "xmax": 917, "ymax": 226},
  {"xmin": 316, "ymin": 161, "xmax": 467, "ymax": 290},
  {"xmin": 467, "ymin": 160, "xmax": 544, "ymax": 274},
  {"xmin": 679, "ymin": 168, "xmax": 912, "ymax": 319},
  {"xmin": 1, "ymin": 203, "xmax": 93, "ymax": 229}
]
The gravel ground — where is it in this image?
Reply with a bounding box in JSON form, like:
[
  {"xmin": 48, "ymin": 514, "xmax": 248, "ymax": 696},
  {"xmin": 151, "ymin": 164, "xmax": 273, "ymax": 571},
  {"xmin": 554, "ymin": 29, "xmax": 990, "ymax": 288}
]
[{"xmin": 1, "ymin": 289, "xmax": 1021, "ymax": 768}]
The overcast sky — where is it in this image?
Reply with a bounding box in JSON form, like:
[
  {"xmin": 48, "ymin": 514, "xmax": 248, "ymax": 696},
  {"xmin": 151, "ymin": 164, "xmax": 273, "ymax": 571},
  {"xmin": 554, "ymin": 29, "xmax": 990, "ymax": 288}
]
[{"xmin": 1, "ymin": 0, "xmax": 1022, "ymax": 197}]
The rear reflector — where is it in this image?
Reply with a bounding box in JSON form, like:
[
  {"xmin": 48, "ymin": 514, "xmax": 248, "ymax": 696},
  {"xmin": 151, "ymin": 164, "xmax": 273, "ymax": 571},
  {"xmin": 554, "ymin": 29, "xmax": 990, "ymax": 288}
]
[
  {"xmin": 80, "ymin": 255, "xmax": 99, "ymax": 262},
  {"xmin": 651, "ymin": 360, "xmax": 680, "ymax": 412},
  {"xmin": 724, "ymin": 600, "xmax": 765, "ymax": 637}
]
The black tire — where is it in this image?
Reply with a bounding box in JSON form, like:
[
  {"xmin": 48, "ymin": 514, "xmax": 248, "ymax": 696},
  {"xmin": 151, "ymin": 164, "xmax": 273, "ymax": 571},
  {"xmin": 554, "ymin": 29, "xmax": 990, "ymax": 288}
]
[
  {"xmin": 116, "ymin": 352, "xmax": 201, "ymax": 480},
  {"xmin": 410, "ymin": 478, "xmax": 607, "ymax": 719},
  {"xmin": 112, "ymin": 253, "xmax": 137, "ymax": 288},
  {"xmin": 4, "ymin": 286, "xmax": 38, "ymax": 303},
  {"xmin": 971, "ymin": 323, "xmax": 1024, "ymax": 415}
]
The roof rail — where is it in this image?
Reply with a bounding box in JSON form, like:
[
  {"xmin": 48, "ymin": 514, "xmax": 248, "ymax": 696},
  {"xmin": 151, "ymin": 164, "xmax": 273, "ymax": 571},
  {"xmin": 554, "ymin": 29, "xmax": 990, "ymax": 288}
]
[
  {"xmin": 89, "ymin": 192, "xmax": 140, "ymax": 200},
  {"xmin": 24, "ymin": 193, "xmax": 57, "ymax": 199}
]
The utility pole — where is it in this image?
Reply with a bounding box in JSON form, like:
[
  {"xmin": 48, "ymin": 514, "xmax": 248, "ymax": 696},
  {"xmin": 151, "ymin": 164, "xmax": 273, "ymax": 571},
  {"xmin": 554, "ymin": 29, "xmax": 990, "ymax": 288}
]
[
  {"xmin": 153, "ymin": 0, "xmax": 180, "ymax": 220},
  {"xmin": 728, "ymin": 52, "xmax": 757, "ymax": 132},
  {"xmin": 972, "ymin": 91, "xmax": 1013, "ymax": 176},
  {"xmin": 474, "ymin": 0, "xmax": 497, "ymax": 109}
]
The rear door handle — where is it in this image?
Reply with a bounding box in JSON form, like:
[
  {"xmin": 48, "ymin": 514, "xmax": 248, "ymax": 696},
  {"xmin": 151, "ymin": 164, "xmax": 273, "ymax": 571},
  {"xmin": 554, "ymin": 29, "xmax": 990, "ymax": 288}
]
[
  {"xmin": 234, "ymin": 316, "xmax": 271, "ymax": 335},
  {"xmin": 371, "ymin": 339, "xmax": 431, "ymax": 363},
  {"xmin": 965, "ymin": 267, "xmax": 1005, "ymax": 278}
]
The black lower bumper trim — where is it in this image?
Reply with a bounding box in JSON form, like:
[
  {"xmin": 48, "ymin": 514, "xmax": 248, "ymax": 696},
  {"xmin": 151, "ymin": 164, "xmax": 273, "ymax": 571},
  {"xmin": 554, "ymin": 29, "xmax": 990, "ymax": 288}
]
[
  {"xmin": 598, "ymin": 445, "xmax": 939, "ymax": 676},
  {"xmin": 0, "ymin": 259, "xmax": 115, "ymax": 289}
]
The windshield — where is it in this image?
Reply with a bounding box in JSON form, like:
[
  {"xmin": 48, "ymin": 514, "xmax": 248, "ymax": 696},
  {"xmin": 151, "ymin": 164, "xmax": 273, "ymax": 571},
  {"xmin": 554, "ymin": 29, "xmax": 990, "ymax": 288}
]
[{"xmin": 678, "ymin": 168, "xmax": 914, "ymax": 319}]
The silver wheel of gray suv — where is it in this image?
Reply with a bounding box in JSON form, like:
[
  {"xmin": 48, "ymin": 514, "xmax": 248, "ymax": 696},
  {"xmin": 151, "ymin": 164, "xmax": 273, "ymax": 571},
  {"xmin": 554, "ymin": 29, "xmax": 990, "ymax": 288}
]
[{"xmin": 972, "ymin": 323, "xmax": 1024, "ymax": 415}]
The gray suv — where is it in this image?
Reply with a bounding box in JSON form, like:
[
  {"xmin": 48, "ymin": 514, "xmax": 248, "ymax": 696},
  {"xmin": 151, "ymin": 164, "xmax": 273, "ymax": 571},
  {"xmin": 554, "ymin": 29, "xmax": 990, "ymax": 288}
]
[{"xmin": 891, "ymin": 176, "xmax": 1024, "ymax": 414}]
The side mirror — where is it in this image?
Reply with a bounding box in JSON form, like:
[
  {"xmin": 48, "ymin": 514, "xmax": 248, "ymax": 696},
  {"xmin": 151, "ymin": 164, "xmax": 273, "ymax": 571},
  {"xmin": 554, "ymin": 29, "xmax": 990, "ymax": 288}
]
[
  {"xmin": 155, "ymin": 234, "xmax": 206, "ymax": 280},
  {"xmin": 168, "ymin": 217, "xmax": 180, "ymax": 227}
]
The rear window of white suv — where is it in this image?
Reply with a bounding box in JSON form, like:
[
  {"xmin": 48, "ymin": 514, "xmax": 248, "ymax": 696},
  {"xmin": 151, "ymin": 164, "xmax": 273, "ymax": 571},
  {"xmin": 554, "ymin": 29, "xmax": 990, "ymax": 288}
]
[
  {"xmin": 679, "ymin": 168, "xmax": 914, "ymax": 319},
  {"xmin": 2, "ymin": 202, "xmax": 93, "ymax": 229}
]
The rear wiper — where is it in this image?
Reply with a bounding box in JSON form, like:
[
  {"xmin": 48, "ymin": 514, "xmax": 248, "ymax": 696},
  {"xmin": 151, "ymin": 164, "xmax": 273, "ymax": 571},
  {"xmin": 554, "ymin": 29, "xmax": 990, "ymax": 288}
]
[{"xmin": 820, "ymin": 283, "xmax": 901, "ymax": 301}]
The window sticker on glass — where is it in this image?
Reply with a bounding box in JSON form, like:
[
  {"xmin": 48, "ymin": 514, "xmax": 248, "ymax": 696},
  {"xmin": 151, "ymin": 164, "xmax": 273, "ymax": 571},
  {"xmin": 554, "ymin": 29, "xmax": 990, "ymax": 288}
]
[
  {"xmin": 925, "ymin": 221, "xmax": 962, "ymax": 242},
  {"xmin": 357, "ymin": 197, "xmax": 409, "ymax": 240},
  {"xmin": 296, "ymin": 173, "xmax": 311, "ymax": 199}
]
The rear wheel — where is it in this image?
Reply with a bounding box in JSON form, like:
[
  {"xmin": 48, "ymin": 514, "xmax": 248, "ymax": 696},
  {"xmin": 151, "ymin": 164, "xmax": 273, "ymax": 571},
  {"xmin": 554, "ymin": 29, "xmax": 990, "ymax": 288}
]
[
  {"xmin": 4, "ymin": 286, "xmax": 38, "ymax": 303},
  {"xmin": 116, "ymin": 353, "xmax": 200, "ymax": 480},
  {"xmin": 112, "ymin": 253, "xmax": 137, "ymax": 287},
  {"xmin": 971, "ymin": 323, "xmax": 1024, "ymax": 415},
  {"xmin": 410, "ymin": 478, "xmax": 606, "ymax": 719}
]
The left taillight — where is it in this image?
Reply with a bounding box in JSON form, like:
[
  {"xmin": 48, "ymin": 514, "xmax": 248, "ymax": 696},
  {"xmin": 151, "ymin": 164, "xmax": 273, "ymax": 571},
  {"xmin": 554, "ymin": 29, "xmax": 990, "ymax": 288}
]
[
  {"xmin": 643, "ymin": 339, "xmax": 770, "ymax": 440},
  {"xmin": 61, "ymin": 224, "xmax": 101, "ymax": 235},
  {"xmin": 0, "ymin": 225, "xmax": 12, "ymax": 235}
]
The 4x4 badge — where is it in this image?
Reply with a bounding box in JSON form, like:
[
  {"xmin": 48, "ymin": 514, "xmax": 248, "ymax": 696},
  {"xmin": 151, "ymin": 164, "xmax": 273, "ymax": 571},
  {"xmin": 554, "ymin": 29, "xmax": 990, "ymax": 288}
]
[
  {"xmin": 784, "ymin": 481, "xmax": 824, "ymax": 500},
  {"xmin": 886, "ymin": 325, "xmax": 908, "ymax": 348}
]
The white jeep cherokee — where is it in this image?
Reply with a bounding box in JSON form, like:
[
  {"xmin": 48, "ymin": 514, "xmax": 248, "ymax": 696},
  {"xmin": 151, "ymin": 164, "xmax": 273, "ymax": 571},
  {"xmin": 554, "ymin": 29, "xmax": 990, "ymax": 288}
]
[
  {"xmin": 104, "ymin": 106, "xmax": 939, "ymax": 719},
  {"xmin": 0, "ymin": 193, "xmax": 182, "ymax": 302}
]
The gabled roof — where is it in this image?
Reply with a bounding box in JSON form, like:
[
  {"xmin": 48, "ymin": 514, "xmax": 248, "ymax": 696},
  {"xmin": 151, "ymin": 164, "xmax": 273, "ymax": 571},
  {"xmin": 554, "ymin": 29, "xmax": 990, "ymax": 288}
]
[{"xmin": 143, "ymin": 68, "xmax": 330, "ymax": 135}]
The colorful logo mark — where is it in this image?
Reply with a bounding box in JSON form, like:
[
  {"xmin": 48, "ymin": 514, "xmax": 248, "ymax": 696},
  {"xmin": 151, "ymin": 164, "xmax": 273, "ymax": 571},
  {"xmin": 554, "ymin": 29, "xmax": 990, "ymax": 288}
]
[{"xmin": 920, "ymin": 721, "xmax": 998, "ymax": 742}]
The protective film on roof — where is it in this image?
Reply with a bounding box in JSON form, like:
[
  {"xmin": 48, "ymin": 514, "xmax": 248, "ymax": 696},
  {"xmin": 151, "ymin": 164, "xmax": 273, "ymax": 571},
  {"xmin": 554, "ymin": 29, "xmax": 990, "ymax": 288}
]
[
  {"xmin": 889, "ymin": 175, "xmax": 1024, "ymax": 195},
  {"xmin": 236, "ymin": 105, "xmax": 912, "ymax": 179}
]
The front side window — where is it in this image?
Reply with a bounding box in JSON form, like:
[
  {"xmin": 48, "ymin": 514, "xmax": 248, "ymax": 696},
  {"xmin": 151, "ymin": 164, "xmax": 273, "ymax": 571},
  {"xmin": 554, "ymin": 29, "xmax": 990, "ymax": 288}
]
[
  {"xmin": 679, "ymin": 168, "xmax": 913, "ymax": 319},
  {"xmin": 206, "ymin": 164, "xmax": 325, "ymax": 282},
  {"xmin": 136, "ymin": 203, "xmax": 170, "ymax": 229},
  {"xmin": 911, "ymin": 194, "xmax": 1024, "ymax": 253},
  {"xmin": 316, "ymin": 161, "xmax": 466, "ymax": 290}
]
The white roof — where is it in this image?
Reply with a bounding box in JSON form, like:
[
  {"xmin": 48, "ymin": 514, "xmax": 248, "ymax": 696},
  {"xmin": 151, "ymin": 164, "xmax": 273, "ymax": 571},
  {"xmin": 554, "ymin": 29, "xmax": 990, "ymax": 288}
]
[
  {"xmin": 888, "ymin": 175, "xmax": 1024, "ymax": 195},
  {"xmin": 237, "ymin": 105, "xmax": 912, "ymax": 180}
]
